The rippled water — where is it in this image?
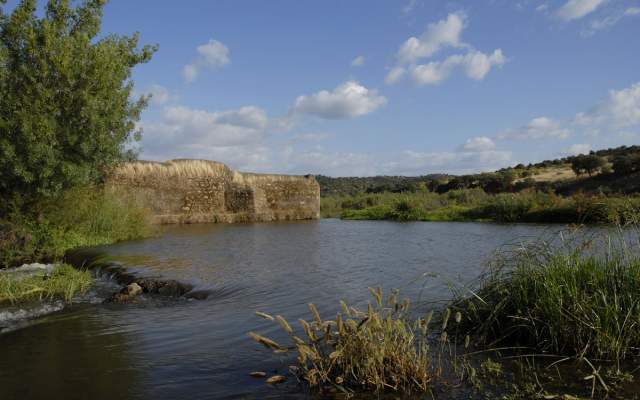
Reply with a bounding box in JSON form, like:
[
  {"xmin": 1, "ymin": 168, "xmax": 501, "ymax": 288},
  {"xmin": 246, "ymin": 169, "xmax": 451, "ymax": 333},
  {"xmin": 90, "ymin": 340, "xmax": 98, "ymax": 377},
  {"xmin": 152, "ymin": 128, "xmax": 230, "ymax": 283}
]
[{"xmin": 0, "ymin": 220, "xmax": 607, "ymax": 399}]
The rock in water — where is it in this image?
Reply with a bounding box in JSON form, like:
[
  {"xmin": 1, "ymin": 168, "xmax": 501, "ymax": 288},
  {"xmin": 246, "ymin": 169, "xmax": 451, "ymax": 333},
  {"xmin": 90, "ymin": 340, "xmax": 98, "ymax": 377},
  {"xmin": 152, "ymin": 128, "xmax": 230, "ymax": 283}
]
[
  {"xmin": 125, "ymin": 282, "xmax": 142, "ymax": 296},
  {"xmin": 266, "ymin": 375, "xmax": 286, "ymax": 385}
]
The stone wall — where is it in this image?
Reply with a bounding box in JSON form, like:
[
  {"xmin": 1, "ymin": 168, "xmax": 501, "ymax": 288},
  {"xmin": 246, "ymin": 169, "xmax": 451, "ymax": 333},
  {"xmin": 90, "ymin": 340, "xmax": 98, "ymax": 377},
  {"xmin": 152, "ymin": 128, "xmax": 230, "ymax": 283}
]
[{"xmin": 107, "ymin": 160, "xmax": 320, "ymax": 224}]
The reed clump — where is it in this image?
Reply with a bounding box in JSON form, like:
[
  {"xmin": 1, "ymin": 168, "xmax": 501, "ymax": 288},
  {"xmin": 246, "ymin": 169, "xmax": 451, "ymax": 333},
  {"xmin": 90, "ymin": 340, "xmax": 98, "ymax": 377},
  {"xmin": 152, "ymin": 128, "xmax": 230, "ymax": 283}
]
[
  {"xmin": 0, "ymin": 264, "xmax": 93, "ymax": 304},
  {"xmin": 452, "ymin": 233, "xmax": 640, "ymax": 364},
  {"xmin": 250, "ymin": 288, "xmax": 435, "ymax": 394}
]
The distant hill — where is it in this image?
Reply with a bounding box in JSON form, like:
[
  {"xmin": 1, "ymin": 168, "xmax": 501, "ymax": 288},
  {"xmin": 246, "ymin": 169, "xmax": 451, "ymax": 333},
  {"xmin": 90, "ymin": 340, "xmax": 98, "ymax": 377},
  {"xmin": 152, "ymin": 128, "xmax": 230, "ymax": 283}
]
[
  {"xmin": 315, "ymin": 174, "xmax": 450, "ymax": 197},
  {"xmin": 317, "ymin": 145, "xmax": 640, "ymax": 197}
]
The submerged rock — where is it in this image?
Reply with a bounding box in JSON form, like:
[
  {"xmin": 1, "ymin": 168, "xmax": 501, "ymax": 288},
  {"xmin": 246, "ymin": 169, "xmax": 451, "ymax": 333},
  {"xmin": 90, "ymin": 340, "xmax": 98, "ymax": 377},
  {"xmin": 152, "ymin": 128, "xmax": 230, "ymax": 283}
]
[
  {"xmin": 105, "ymin": 282, "xmax": 144, "ymax": 304},
  {"xmin": 125, "ymin": 282, "xmax": 142, "ymax": 296}
]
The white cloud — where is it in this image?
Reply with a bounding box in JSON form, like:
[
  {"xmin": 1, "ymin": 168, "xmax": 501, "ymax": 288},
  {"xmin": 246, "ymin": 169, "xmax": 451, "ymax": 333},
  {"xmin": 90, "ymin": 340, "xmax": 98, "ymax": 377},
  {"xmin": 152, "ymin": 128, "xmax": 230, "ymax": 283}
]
[
  {"xmin": 351, "ymin": 55, "xmax": 365, "ymax": 67},
  {"xmin": 385, "ymin": 67, "xmax": 406, "ymax": 85},
  {"xmin": 140, "ymin": 104, "xmax": 269, "ymax": 162},
  {"xmin": 292, "ymin": 81, "xmax": 387, "ymax": 119},
  {"xmin": 499, "ymin": 117, "xmax": 571, "ymax": 140},
  {"xmin": 563, "ymin": 143, "xmax": 592, "ymax": 156},
  {"xmin": 536, "ymin": 3, "xmax": 550, "ymax": 12},
  {"xmin": 606, "ymin": 82, "xmax": 640, "ymax": 128},
  {"xmin": 556, "ymin": 0, "xmax": 607, "ymax": 21},
  {"xmin": 460, "ymin": 136, "xmax": 496, "ymax": 152},
  {"xmin": 388, "ymin": 12, "xmax": 506, "ymax": 86},
  {"xmin": 282, "ymin": 149, "xmax": 377, "ymax": 176},
  {"xmin": 575, "ymin": 82, "xmax": 640, "ymax": 129},
  {"xmin": 584, "ymin": 7, "xmax": 640, "ymax": 35},
  {"xmin": 150, "ymin": 84, "xmax": 174, "ymax": 106},
  {"xmin": 182, "ymin": 39, "xmax": 230, "ymax": 82},
  {"xmin": 402, "ymin": 0, "xmax": 418, "ymax": 16},
  {"xmin": 293, "ymin": 132, "xmax": 331, "ymax": 142},
  {"xmin": 384, "ymin": 149, "xmax": 512, "ymax": 175},
  {"xmin": 396, "ymin": 12, "xmax": 467, "ymax": 64},
  {"xmin": 410, "ymin": 49, "xmax": 506, "ymax": 85}
]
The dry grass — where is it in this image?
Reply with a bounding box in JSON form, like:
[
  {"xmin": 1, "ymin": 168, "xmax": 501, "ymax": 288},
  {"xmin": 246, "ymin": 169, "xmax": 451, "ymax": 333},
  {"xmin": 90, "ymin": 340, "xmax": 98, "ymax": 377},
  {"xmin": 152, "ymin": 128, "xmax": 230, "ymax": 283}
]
[
  {"xmin": 112, "ymin": 159, "xmax": 313, "ymax": 183},
  {"xmin": 112, "ymin": 160, "xmax": 232, "ymax": 180},
  {"xmin": 250, "ymin": 288, "xmax": 438, "ymax": 394},
  {"xmin": 528, "ymin": 166, "xmax": 577, "ymax": 182}
]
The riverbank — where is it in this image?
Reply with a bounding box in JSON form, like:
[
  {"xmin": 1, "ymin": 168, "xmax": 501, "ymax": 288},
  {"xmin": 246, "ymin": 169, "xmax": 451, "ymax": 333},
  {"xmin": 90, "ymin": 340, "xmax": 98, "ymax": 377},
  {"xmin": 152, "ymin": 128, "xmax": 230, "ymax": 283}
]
[
  {"xmin": 0, "ymin": 186, "xmax": 155, "ymax": 270},
  {"xmin": 322, "ymin": 189, "xmax": 640, "ymax": 224},
  {"xmin": 0, "ymin": 263, "xmax": 93, "ymax": 304}
]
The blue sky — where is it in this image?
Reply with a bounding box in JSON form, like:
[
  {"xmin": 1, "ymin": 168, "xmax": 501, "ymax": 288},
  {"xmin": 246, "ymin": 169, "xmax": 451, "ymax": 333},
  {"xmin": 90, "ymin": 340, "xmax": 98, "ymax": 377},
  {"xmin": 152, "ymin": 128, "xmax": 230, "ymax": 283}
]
[{"xmin": 9, "ymin": 0, "xmax": 640, "ymax": 176}]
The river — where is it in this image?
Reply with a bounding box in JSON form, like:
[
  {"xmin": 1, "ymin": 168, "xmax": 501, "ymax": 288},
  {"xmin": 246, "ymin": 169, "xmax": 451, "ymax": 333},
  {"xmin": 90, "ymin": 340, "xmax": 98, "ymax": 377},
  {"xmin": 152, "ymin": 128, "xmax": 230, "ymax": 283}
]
[{"xmin": 0, "ymin": 220, "xmax": 612, "ymax": 399}]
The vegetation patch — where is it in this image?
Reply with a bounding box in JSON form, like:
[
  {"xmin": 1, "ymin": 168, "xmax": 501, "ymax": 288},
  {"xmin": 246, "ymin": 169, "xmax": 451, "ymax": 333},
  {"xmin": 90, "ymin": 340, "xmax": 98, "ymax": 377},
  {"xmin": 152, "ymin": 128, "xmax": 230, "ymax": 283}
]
[
  {"xmin": 250, "ymin": 289, "xmax": 436, "ymax": 395},
  {"xmin": 0, "ymin": 187, "xmax": 155, "ymax": 269},
  {"xmin": 451, "ymin": 233, "xmax": 640, "ymax": 364},
  {"xmin": 0, "ymin": 264, "xmax": 93, "ymax": 304},
  {"xmin": 323, "ymin": 189, "xmax": 640, "ymax": 224}
]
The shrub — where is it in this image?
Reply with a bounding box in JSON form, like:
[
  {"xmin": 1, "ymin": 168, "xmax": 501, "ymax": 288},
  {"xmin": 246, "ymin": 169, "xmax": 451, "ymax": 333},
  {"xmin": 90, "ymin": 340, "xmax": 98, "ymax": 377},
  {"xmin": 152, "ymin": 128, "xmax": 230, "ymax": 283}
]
[
  {"xmin": 0, "ymin": 186, "xmax": 154, "ymax": 268},
  {"xmin": 250, "ymin": 289, "xmax": 434, "ymax": 394}
]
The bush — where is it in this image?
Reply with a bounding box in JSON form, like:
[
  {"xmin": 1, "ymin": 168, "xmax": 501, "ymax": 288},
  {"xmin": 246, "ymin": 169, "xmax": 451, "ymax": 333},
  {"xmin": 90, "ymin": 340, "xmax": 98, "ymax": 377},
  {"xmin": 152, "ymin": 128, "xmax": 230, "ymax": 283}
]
[
  {"xmin": 250, "ymin": 289, "xmax": 434, "ymax": 394},
  {"xmin": 0, "ymin": 186, "xmax": 154, "ymax": 268}
]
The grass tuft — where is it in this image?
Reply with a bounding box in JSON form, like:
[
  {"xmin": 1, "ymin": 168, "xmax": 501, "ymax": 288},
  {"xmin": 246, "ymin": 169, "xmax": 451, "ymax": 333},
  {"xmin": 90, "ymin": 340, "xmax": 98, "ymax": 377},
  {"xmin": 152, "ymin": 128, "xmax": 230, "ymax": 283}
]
[
  {"xmin": 452, "ymin": 232, "xmax": 640, "ymax": 364},
  {"xmin": 250, "ymin": 289, "xmax": 434, "ymax": 394},
  {"xmin": 0, "ymin": 264, "xmax": 93, "ymax": 304}
]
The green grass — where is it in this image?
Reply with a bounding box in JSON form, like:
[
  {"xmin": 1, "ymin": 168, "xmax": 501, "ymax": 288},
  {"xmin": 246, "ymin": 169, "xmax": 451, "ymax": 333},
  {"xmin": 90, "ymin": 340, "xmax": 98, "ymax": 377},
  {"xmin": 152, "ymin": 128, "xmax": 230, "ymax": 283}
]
[
  {"xmin": 451, "ymin": 233, "xmax": 640, "ymax": 364},
  {"xmin": 0, "ymin": 186, "xmax": 155, "ymax": 268},
  {"xmin": 0, "ymin": 264, "xmax": 93, "ymax": 304},
  {"xmin": 322, "ymin": 189, "xmax": 640, "ymax": 224}
]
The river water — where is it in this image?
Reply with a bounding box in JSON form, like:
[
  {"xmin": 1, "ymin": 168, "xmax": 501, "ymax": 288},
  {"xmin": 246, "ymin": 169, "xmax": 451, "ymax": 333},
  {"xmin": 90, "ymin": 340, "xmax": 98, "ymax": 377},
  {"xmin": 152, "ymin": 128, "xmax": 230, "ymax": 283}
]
[{"xmin": 0, "ymin": 220, "xmax": 615, "ymax": 399}]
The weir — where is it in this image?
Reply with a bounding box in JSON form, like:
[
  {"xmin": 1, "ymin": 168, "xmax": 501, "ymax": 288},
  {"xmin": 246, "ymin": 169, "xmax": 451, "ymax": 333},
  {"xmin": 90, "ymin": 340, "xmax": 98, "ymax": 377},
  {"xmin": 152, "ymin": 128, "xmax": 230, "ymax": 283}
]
[{"xmin": 107, "ymin": 159, "xmax": 320, "ymax": 224}]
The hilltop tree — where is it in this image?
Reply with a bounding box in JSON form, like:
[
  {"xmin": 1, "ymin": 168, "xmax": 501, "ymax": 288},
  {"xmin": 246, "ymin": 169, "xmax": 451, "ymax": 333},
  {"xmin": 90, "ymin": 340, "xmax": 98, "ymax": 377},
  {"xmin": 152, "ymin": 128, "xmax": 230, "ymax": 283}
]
[
  {"xmin": 0, "ymin": 0, "xmax": 156, "ymax": 207},
  {"xmin": 570, "ymin": 154, "xmax": 606, "ymax": 177},
  {"xmin": 612, "ymin": 153, "xmax": 640, "ymax": 175}
]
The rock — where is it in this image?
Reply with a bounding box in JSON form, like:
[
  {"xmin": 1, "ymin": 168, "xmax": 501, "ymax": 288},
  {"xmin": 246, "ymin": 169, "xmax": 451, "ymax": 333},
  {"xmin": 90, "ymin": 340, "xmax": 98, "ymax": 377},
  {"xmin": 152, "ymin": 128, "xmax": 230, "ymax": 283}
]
[
  {"xmin": 265, "ymin": 375, "xmax": 286, "ymax": 385},
  {"xmin": 125, "ymin": 282, "xmax": 142, "ymax": 296},
  {"xmin": 249, "ymin": 371, "xmax": 266, "ymax": 378},
  {"xmin": 105, "ymin": 292, "xmax": 139, "ymax": 304}
]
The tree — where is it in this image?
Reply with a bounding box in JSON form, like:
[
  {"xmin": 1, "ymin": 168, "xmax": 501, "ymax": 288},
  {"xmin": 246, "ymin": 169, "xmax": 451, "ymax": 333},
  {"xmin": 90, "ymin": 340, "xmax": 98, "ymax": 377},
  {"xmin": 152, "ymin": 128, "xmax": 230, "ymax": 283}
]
[
  {"xmin": 0, "ymin": 0, "xmax": 156, "ymax": 206},
  {"xmin": 570, "ymin": 154, "xmax": 606, "ymax": 176},
  {"xmin": 612, "ymin": 154, "xmax": 640, "ymax": 175}
]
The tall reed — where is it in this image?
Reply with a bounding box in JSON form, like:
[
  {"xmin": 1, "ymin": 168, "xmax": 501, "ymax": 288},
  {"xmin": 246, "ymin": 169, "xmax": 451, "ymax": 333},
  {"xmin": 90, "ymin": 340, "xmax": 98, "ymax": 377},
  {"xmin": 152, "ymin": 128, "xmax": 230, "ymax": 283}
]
[
  {"xmin": 250, "ymin": 288, "xmax": 436, "ymax": 394},
  {"xmin": 452, "ymin": 231, "xmax": 640, "ymax": 364}
]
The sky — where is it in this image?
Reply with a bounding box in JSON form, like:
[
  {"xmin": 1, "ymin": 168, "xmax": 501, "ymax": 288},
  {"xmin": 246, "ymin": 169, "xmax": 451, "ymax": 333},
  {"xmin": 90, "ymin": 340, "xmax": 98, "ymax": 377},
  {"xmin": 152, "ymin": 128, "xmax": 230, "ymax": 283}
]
[{"xmin": 8, "ymin": 0, "xmax": 640, "ymax": 176}]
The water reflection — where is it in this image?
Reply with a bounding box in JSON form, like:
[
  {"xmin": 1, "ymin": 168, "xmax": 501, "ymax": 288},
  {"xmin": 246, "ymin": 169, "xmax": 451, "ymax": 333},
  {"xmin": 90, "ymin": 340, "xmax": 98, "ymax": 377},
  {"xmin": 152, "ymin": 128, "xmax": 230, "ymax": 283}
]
[{"xmin": 0, "ymin": 305, "xmax": 145, "ymax": 400}]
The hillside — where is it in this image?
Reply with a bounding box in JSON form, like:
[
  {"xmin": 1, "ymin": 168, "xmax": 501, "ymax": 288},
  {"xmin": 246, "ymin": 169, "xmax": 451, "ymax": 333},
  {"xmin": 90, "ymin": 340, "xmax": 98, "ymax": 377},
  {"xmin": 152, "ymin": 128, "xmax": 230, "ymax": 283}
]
[{"xmin": 318, "ymin": 144, "xmax": 640, "ymax": 197}]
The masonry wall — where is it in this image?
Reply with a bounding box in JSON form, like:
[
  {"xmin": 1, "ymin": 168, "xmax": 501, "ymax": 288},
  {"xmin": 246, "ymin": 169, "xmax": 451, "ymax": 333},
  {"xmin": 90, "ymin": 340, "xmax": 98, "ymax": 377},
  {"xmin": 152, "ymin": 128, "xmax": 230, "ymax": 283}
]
[{"xmin": 107, "ymin": 160, "xmax": 320, "ymax": 224}]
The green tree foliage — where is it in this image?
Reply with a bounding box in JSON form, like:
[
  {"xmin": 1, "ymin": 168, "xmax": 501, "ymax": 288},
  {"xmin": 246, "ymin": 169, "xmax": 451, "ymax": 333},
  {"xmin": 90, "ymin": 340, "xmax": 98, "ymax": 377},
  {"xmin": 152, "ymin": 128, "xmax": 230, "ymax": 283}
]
[
  {"xmin": 569, "ymin": 154, "xmax": 606, "ymax": 176},
  {"xmin": 0, "ymin": 0, "xmax": 156, "ymax": 206},
  {"xmin": 612, "ymin": 153, "xmax": 640, "ymax": 176}
]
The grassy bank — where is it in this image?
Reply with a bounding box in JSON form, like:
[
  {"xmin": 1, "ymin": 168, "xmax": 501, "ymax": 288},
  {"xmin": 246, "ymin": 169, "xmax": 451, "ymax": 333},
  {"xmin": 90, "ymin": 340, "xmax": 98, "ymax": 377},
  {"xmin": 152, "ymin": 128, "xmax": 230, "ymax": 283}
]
[
  {"xmin": 452, "ymin": 233, "xmax": 640, "ymax": 364},
  {"xmin": 0, "ymin": 264, "xmax": 93, "ymax": 304},
  {"xmin": 0, "ymin": 186, "xmax": 155, "ymax": 269},
  {"xmin": 322, "ymin": 189, "xmax": 640, "ymax": 224}
]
